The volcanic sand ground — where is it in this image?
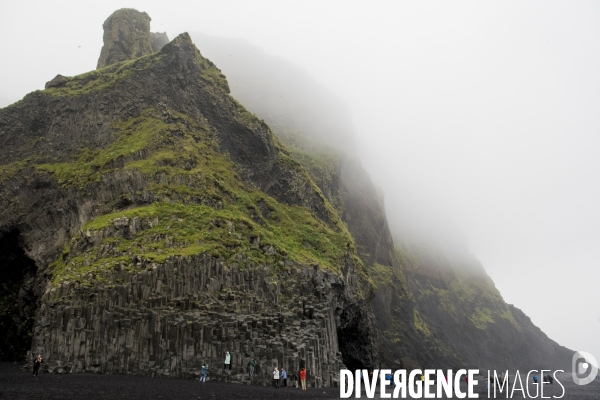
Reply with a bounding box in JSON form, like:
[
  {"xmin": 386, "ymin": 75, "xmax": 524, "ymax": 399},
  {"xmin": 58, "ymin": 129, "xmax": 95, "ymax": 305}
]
[{"xmin": 1, "ymin": 363, "xmax": 598, "ymax": 399}]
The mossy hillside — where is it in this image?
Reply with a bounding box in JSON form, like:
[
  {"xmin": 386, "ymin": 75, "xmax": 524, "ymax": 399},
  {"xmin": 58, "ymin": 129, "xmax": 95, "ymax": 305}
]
[
  {"xmin": 43, "ymin": 58, "xmax": 148, "ymax": 98},
  {"xmin": 40, "ymin": 110, "xmax": 358, "ymax": 284},
  {"xmin": 367, "ymin": 256, "xmax": 460, "ymax": 365},
  {"xmin": 40, "ymin": 34, "xmax": 346, "ymax": 235},
  {"xmin": 412, "ymin": 308, "xmax": 432, "ymax": 337},
  {"xmin": 271, "ymin": 124, "xmax": 344, "ymax": 214},
  {"xmin": 51, "ymin": 196, "xmax": 352, "ymax": 283},
  {"xmin": 35, "ymin": 109, "xmax": 181, "ymax": 187},
  {"xmin": 43, "ymin": 34, "xmax": 229, "ymax": 99},
  {"xmin": 396, "ymin": 241, "xmax": 521, "ymax": 331},
  {"xmin": 0, "ymin": 159, "xmax": 33, "ymax": 182}
]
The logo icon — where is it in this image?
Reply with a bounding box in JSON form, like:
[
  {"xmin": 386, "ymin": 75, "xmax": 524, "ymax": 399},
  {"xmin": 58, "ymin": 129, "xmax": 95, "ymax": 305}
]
[{"xmin": 572, "ymin": 351, "xmax": 598, "ymax": 385}]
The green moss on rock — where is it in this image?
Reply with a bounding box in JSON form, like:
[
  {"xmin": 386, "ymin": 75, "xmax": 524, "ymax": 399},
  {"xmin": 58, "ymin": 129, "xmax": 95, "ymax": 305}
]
[{"xmin": 41, "ymin": 109, "xmax": 356, "ymax": 284}]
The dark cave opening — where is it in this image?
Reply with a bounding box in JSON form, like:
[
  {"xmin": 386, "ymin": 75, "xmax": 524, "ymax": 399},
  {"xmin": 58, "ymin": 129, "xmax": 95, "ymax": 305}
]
[
  {"xmin": 337, "ymin": 306, "xmax": 374, "ymax": 371},
  {"xmin": 0, "ymin": 229, "xmax": 39, "ymax": 361}
]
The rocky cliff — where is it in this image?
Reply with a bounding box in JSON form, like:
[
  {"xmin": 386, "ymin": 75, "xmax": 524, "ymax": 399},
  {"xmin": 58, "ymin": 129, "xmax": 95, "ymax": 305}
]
[
  {"xmin": 399, "ymin": 242, "xmax": 573, "ymax": 370},
  {"xmin": 0, "ymin": 9, "xmax": 574, "ymax": 382},
  {"xmin": 0, "ymin": 26, "xmax": 379, "ymax": 385},
  {"xmin": 97, "ymin": 9, "xmax": 169, "ymax": 69},
  {"xmin": 189, "ymin": 33, "xmax": 575, "ymax": 372}
]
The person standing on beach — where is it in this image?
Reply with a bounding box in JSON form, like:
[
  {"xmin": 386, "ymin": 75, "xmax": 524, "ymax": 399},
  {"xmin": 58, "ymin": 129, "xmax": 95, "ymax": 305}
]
[
  {"xmin": 248, "ymin": 358, "xmax": 255, "ymax": 377},
  {"xmin": 498, "ymin": 374, "xmax": 505, "ymax": 391},
  {"xmin": 32, "ymin": 354, "xmax": 43, "ymax": 378},
  {"xmin": 200, "ymin": 364, "xmax": 208, "ymax": 382},
  {"xmin": 273, "ymin": 367, "xmax": 280, "ymax": 389},
  {"xmin": 224, "ymin": 351, "xmax": 231, "ymax": 371},
  {"xmin": 281, "ymin": 368, "xmax": 288, "ymax": 387},
  {"xmin": 300, "ymin": 367, "xmax": 307, "ymax": 390}
]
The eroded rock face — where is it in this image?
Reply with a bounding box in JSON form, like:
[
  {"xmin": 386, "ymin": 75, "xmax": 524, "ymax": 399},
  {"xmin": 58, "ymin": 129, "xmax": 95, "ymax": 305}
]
[
  {"xmin": 151, "ymin": 32, "xmax": 169, "ymax": 53},
  {"xmin": 0, "ymin": 21, "xmax": 379, "ymax": 381},
  {"xmin": 45, "ymin": 75, "xmax": 68, "ymax": 89},
  {"xmin": 31, "ymin": 217, "xmax": 362, "ymax": 385},
  {"xmin": 97, "ymin": 8, "xmax": 169, "ymax": 69},
  {"xmin": 190, "ymin": 34, "xmax": 575, "ymax": 372}
]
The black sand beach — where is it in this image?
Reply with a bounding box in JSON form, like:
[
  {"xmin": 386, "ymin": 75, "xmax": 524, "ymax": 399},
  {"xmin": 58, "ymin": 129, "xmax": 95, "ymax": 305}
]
[
  {"xmin": 0, "ymin": 362, "xmax": 337, "ymax": 400},
  {"xmin": 1, "ymin": 363, "xmax": 598, "ymax": 399}
]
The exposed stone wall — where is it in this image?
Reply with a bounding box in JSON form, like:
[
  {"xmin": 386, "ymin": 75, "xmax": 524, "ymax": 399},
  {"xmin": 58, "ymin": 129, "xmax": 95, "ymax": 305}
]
[
  {"xmin": 97, "ymin": 8, "xmax": 169, "ymax": 69},
  {"xmin": 29, "ymin": 218, "xmax": 359, "ymax": 387}
]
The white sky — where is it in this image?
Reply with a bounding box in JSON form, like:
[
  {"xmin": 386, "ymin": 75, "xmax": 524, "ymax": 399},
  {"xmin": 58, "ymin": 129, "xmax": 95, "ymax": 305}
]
[{"xmin": 1, "ymin": 1, "xmax": 599, "ymax": 365}]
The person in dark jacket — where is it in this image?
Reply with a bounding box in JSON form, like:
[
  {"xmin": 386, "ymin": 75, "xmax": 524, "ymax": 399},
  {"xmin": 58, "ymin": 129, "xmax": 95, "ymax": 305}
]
[
  {"xmin": 199, "ymin": 364, "xmax": 208, "ymax": 382},
  {"xmin": 33, "ymin": 354, "xmax": 43, "ymax": 378},
  {"xmin": 248, "ymin": 358, "xmax": 256, "ymax": 377}
]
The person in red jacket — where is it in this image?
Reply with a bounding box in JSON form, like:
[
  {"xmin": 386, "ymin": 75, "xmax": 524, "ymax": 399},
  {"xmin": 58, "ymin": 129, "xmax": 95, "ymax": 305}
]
[{"xmin": 300, "ymin": 368, "xmax": 307, "ymax": 390}]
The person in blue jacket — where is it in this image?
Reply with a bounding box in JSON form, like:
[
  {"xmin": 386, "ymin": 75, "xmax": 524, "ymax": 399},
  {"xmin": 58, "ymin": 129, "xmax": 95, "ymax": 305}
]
[
  {"xmin": 386, "ymin": 372, "xmax": 395, "ymax": 388},
  {"xmin": 200, "ymin": 364, "xmax": 208, "ymax": 383}
]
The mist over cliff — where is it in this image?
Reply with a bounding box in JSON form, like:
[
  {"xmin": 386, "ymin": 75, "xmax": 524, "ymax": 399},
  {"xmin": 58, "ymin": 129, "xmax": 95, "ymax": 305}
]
[
  {"xmin": 0, "ymin": 5, "xmax": 590, "ymax": 380},
  {"xmin": 187, "ymin": 32, "xmax": 574, "ymax": 371}
]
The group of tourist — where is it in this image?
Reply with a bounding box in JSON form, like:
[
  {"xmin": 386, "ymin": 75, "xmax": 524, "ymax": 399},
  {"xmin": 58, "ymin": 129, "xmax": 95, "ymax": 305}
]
[
  {"xmin": 198, "ymin": 353, "xmax": 309, "ymax": 390},
  {"xmin": 270, "ymin": 366, "xmax": 307, "ymax": 390}
]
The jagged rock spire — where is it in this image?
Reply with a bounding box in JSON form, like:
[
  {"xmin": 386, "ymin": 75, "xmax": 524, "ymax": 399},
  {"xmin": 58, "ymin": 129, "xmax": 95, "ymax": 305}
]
[{"xmin": 97, "ymin": 8, "xmax": 169, "ymax": 69}]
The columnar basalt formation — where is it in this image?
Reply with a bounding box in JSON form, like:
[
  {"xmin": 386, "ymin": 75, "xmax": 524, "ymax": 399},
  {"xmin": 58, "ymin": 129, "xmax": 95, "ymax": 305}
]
[
  {"xmin": 0, "ymin": 21, "xmax": 379, "ymax": 381},
  {"xmin": 31, "ymin": 219, "xmax": 356, "ymax": 386}
]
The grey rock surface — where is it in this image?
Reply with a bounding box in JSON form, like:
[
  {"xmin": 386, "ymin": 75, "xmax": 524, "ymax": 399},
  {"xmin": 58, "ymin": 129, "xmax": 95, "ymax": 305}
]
[
  {"xmin": 97, "ymin": 8, "xmax": 169, "ymax": 69},
  {"xmin": 45, "ymin": 75, "xmax": 69, "ymax": 89},
  {"xmin": 0, "ymin": 27, "xmax": 379, "ymax": 382}
]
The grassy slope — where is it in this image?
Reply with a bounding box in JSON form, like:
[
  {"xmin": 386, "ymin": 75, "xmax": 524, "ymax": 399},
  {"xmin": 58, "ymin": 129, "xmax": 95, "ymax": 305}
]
[
  {"xmin": 1, "ymin": 45, "xmax": 364, "ymax": 285},
  {"xmin": 397, "ymin": 241, "xmax": 520, "ymax": 331},
  {"xmin": 41, "ymin": 108, "xmax": 359, "ymax": 284}
]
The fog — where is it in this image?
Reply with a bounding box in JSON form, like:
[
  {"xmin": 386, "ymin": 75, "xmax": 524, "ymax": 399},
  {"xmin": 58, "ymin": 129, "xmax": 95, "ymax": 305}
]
[{"xmin": 1, "ymin": 1, "xmax": 599, "ymax": 365}]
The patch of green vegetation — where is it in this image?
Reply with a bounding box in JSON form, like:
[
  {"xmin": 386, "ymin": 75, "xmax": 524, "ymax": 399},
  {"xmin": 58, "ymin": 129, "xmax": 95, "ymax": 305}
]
[
  {"xmin": 396, "ymin": 240, "xmax": 524, "ymax": 338},
  {"xmin": 52, "ymin": 197, "xmax": 352, "ymax": 284},
  {"xmin": 44, "ymin": 58, "xmax": 143, "ymax": 97},
  {"xmin": 368, "ymin": 263, "xmax": 393, "ymax": 287},
  {"xmin": 496, "ymin": 309, "xmax": 521, "ymax": 330},
  {"xmin": 43, "ymin": 35, "xmax": 228, "ymax": 98},
  {"xmin": 449, "ymin": 279, "xmax": 478, "ymax": 303},
  {"xmin": 36, "ymin": 109, "xmax": 174, "ymax": 187},
  {"xmin": 271, "ymin": 124, "xmax": 344, "ymax": 214},
  {"xmin": 469, "ymin": 307, "xmax": 495, "ymax": 330},
  {"xmin": 413, "ymin": 308, "xmax": 432, "ymax": 336},
  {"xmin": 0, "ymin": 159, "xmax": 32, "ymax": 182},
  {"xmin": 43, "ymin": 109, "xmax": 357, "ymax": 285}
]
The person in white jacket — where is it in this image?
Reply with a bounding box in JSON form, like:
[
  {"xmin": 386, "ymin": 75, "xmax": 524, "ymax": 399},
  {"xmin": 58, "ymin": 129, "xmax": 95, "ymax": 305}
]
[
  {"xmin": 273, "ymin": 367, "xmax": 280, "ymax": 389},
  {"xmin": 224, "ymin": 351, "xmax": 231, "ymax": 371}
]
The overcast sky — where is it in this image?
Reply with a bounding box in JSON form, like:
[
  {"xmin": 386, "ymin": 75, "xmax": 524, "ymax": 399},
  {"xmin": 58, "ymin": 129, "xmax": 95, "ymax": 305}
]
[{"xmin": 1, "ymin": 1, "xmax": 599, "ymax": 366}]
